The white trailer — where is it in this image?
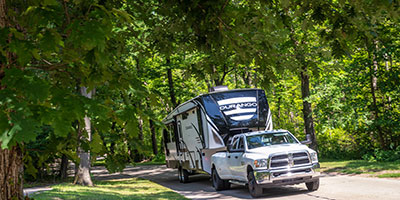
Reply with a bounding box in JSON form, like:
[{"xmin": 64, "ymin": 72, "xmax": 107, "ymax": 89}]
[{"xmin": 162, "ymin": 88, "xmax": 273, "ymax": 183}]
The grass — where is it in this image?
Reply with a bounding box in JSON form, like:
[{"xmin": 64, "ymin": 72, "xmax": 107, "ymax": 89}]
[
  {"xmin": 320, "ymin": 159, "xmax": 400, "ymax": 178},
  {"xmin": 134, "ymin": 160, "xmax": 166, "ymax": 166},
  {"xmin": 30, "ymin": 178, "xmax": 187, "ymax": 200},
  {"xmin": 377, "ymin": 173, "xmax": 400, "ymax": 178},
  {"xmin": 92, "ymin": 158, "xmax": 166, "ymax": 167},
  {"xmin": 24, "ymin": 177, "xmax": 74, "ymax": 189}
]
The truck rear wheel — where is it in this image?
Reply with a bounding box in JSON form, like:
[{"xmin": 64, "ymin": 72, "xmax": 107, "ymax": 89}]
[
  {"xmin": 212, "ymin": 168, "xmax": 229, "ymax": 191},
  {"xmin": 178, "ymin": 167, "xmax": 189, "ymax": 183},
  {"xmin": 248, "ymin": 171, "xmax": 263, "ymax": 197},
  {"xmin": 306, "ymin": 178, "xmax": 319, "ymax": 191}
]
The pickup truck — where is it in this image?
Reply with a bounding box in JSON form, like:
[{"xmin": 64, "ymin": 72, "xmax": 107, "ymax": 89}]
[{"xmin": 211, "ymin": 130, "xmax": 320, "ymax": 197}]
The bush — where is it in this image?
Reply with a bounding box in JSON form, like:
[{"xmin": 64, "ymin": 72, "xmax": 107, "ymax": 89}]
[{"xmin": 363, "ymin": 146, "xmax": 400, "ymax": 162}]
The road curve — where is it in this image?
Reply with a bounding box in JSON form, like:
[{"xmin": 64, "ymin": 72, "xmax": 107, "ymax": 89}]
[{"xmin": 91, "ymin": 165, "xmax": 400, "ymax": 200}]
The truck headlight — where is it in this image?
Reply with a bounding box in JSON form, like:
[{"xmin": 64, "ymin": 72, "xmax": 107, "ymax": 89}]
[
  {"xmin": 254, "ymin": 159, "xmax": 269, "ymax": 168},
  {"xmin": 310, "ymin": 152, "xmax": 318, "ymax": 163}
]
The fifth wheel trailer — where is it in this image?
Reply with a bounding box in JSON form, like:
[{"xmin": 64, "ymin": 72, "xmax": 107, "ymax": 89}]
[{"xmin": 162, "ymin": 88, "xmax": 273, "ymax": 183}]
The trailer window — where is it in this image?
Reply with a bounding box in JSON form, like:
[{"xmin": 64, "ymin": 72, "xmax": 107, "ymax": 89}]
[
  {"xmin": 177, "ymin": 121, "xmax": 183, "ymax": 139},
  {"xmin": 170, "ymin": 124, "xmax": 176, "ymax": 142}
]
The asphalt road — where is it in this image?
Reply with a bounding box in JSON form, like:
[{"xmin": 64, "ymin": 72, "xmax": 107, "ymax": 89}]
[{"xmin": 91, "ymin": 165, "xmax": 400, "ymax": 200}]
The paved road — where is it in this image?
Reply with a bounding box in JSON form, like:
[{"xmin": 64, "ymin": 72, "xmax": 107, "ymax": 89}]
[{"xmin": 91, "ymin": 165, "xmax": 400, "ymax": 200}]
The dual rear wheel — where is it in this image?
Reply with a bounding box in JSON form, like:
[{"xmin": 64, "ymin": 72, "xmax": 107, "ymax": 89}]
[
  {"xmin": 211, "ymin": 168, "xmax": 230, "ymax": 191},
  {"xmin": 178, "ymin": 167, "xmax": 189, "ymax": 183}
]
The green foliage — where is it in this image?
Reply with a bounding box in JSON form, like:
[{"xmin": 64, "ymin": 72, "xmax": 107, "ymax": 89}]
[
  {"xmin": 0, "ymin": 0, "xmax": 398, "ymax": 185},
  {"xmin": 363, "ymin": 147, "xmax": 400, "ymax": 162}
]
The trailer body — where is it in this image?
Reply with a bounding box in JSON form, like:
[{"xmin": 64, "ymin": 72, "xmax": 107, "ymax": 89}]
[{"xmin": 162, "ymin": 88, "xmax": 273, "ymax": 177}]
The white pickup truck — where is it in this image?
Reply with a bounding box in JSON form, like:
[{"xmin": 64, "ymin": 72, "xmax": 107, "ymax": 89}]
[{"xmin": 211, "ymin": 130, "xmax": 320, "ymax": 197}]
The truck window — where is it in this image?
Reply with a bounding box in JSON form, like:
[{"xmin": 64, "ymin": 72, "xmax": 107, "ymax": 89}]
[
  {"xmin": 238, "ymin": 136, "xmax": 244, "ymax": 150},
  {"xmin": 231, "ymin": 137, "xmax": 239, "ymax": 150},
  {"xmin": 246, "ymin": 131, "xmax": 298, "ymax": 149}
]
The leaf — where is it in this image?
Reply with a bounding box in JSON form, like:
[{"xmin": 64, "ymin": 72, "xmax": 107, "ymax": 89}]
[
  {"xmin": 52, "ymin": 117, "xmax": 71, "ymax": 137},
  {"xmin": 0, "ymin": 111, "xmax": 9, "ymax": 133},
  {"xmin": 90, "ymin": 133, "xmax": 103, "ymax": 154},
  {"xmin": 125, "ymin": 119, "xmax": 138, "ymax": 138},
  {"xmin": 13, "ymin": 118, "xmax": 40, "ymax": 143},
  {"xmin": 0, "ymin": 124, "xmax": 21, "ymax": 149},
  {"xmin": 43, "ymin": 0, "xmax": 59, "ymax": 6}
]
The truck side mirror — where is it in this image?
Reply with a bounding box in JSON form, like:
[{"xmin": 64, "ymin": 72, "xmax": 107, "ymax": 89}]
[{"xmin": 301, "ymin": 134, "xmax": 312, "ymax": 145}]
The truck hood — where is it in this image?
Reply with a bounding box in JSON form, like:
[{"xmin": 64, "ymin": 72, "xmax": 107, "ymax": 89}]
[{"xmin": 246, "ymin": 144, "xmax": 311, "ymax": 158}]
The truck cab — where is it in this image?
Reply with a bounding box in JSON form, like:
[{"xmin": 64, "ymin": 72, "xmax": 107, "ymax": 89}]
[{"xmin": 211, "ymin": 130, "xmax": 320, "ymax": 197}]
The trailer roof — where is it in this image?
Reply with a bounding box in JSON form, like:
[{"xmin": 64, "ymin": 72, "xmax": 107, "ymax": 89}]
[{"xmin": 163, "ymin": 88, "xmax": 263, "ymax": 123}]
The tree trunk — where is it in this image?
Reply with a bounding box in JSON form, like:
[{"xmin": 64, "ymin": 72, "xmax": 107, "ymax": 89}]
[
  {"xmin": 300, "ymin": 66, "xmax": 318, "ymax": 151},
  {"xmin": 149, "ymin": 119, "xmax": 158, "ymax": 155},
  {"xmin": 0, "ymin": 2, "xmax": 24, "ymax": 199},
  {"xmin": 0, "ymin": 145, "xmax": 24, "ymax": 200},
  {"xmin": 59, "ymin": 154, "xmax": 69, "ymax": 179},
  {"xmin": 74, "ymin": 87, "xmax": 94, "ymax": 186},
  {"xmin": 369, "ymin": 51, "xmax": 385, "ymax": 149},
  {"xmin": 167, "ymin": 58, "xmax": 177, "ymax": 108},
  {"xmin": 277, "ymin": 95, "xmax": 281, "ymax": 127}
]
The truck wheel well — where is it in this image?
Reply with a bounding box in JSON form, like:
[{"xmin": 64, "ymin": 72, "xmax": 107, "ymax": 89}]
[{"xmin": 247, "ymin": 165, "xmax": 253, "ymax": 174}]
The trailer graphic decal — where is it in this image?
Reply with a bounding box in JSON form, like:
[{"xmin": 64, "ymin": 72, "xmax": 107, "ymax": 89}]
[{"xmin": 217, "ymin": 97, "xmax": 258, "ymax": 121}]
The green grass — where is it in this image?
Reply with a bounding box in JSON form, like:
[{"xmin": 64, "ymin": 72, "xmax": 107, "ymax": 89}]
[
  {"xmin": 30, "ymin": 178, "xmax": 187, "ymax": 200},
  {"xmin": 92, "ymin": 159, "xmax": 166, "ymax": 167},
  {"xmin": 24, "ymin": 177, "xmax": 74, "ymax": 189},
  {"xmin": 320, "ymin": 159, "xmax": 400, "ymax": 177},
  {"xmin": 377, "ymin": 173, "xmax": 400, "ymax": 178},
  {"xmin": 134, "ymin": 160, "xmax": 166, "ymax": 166}
]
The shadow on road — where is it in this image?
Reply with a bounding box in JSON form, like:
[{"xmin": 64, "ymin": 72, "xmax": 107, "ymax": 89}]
[{"xmin": 91, "ymin": 165, "xmax": 320, "ymax": 200}]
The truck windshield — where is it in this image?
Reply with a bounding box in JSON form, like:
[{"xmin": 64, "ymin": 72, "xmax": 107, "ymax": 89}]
[{"xmin": 246, "ymin": 132, "xmax": 298, "ymax": 149}]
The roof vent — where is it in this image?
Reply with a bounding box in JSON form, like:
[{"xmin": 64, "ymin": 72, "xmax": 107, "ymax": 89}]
[{"xmin": 210, "ymin": 85, "xmax": 229, "ymax": 92}]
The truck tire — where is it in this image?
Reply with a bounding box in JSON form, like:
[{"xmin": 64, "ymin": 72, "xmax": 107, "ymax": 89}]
[
  {"xmin": 247, "ymin": 171, "xmax": 263, "ymax": 198},
  {"xmin": 223, "ymin": 179, "xmax": 231, "ymax": 190},
  {"xmin": 306, "ymin": 178, "xmax": 319, "ymax": 191},
  {"xmin": 212, "ymin": 168, "xmax": 227, "ymax": 191},
  {"xmin": 178, "ymin": 167, "xmax": 189, "ymax": 183}
]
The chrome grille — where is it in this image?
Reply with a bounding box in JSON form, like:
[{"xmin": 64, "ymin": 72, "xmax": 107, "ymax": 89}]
[{"xmin": 270, "ymin": 151, "xmax": 311, "ymax": 169}]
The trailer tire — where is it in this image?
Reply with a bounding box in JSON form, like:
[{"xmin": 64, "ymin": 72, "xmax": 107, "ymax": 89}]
[
  {"xmin": 248, "ymin": 171, "xmax": 263, "ymax": 198},
  {"xmin": 306, "ymin": 178, "xmax": 319, "ymax": 191},
  {"xmin": 212, "ymin": 168, "xmax": 226, "ymax": 191},
  {"xmin": 178, "ymin": 167, "xmax": 189, "ymax": 183}
]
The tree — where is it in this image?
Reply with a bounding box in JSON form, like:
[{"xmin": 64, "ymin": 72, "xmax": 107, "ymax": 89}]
[{"xmin": 0, "ymin": 0, "xmax": 139, "ymax": 198}]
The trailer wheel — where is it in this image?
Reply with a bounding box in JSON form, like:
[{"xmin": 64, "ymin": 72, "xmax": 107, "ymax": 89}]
[
  {"xmin": 306, "ymin": 178, "xmax": 319, "ymax": 191},
  {"xmin": 178, "ymin": 167, "xmax": 189, "ymax": 183},
  {"xmin": 212, "ymin": 168, "xmax": 226, "ymax": 191},
  {"xmin": 248, "ymin": 171, "xmax": 263, "ymax": 197}
]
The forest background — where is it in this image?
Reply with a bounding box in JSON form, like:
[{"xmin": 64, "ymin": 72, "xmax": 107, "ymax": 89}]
[{"xmin": 0, "ymin": 0, "xmax": 399, "ymax": 199}]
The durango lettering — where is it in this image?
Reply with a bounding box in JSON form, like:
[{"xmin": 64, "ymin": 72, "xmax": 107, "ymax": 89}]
[{"xmin": 219, "ymin": 102, "xmax": 257, "ymax": 111}]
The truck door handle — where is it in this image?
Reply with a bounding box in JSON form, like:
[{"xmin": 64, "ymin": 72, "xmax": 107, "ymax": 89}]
[{"xmin": 235, "ymin": 156, "xmax": 238, "ymax": 159}]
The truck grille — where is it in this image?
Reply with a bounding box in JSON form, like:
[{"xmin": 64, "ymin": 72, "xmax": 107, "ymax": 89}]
[{"xmin": 270, "ymin": 151, "xmax": 310, "ymax": 169}]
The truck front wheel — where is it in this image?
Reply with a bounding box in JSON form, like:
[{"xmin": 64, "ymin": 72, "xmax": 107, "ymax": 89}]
[
  {"xmin": 248, "ymin": 171, "xmax": 263, "ymax": 197},
  {"xmin": 306, "ymin": 178, "xmax": 319, "ymax": 191}
]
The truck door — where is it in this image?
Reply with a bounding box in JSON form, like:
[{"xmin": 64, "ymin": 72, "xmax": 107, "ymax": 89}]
[{"xmin": 228, "ymin": 136, "xmax": 246, "ymax": 181}]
